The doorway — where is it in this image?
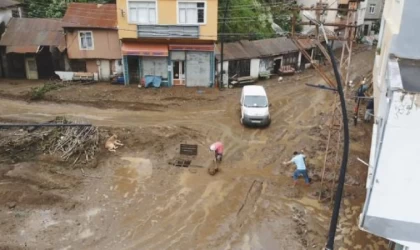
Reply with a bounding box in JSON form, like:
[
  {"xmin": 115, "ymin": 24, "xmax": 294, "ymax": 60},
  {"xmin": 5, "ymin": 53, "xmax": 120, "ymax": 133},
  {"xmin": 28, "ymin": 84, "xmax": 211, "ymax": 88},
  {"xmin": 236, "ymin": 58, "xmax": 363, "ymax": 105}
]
[
  {"xmin": 173, "ymin": 61, "xmax": 185, "ymax": 86},
  {"xmin": 364, "ymin": 24, "xmax": 369, "ymax": 36},
  {"xmin": 25, "ymin": 57, "xmax": 38, "ymax": 79}
]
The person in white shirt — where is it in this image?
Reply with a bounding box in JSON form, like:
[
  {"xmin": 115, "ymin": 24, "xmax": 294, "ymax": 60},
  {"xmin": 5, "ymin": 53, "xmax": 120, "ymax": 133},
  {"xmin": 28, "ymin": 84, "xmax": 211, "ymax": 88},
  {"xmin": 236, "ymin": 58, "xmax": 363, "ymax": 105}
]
[{"xmin": 283, "ymin": 150, "xmax": 311, "ymax": 186}]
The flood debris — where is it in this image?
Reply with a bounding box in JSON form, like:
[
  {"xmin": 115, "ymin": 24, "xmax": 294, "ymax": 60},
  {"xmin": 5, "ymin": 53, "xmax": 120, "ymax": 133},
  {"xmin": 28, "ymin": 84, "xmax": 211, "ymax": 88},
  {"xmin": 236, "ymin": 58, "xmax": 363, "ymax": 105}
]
[{"xmin": 0, "ymin": 117, "xmax": 99, "ymax": 166}]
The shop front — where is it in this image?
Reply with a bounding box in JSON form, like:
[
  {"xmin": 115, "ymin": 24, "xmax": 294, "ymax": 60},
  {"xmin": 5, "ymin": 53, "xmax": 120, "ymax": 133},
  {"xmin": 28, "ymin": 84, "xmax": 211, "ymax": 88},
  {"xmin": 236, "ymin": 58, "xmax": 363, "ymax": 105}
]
[
  {"xmin": 121, "ymin": 42, "xmax": 215, "ymax": 87},
  {"xmin": 169, "ymin": 44, "xmax": 215, "ymax": 87},
  {"xmin": 121, "ymin": 42, "xmax": 169, "ymax": 86}
]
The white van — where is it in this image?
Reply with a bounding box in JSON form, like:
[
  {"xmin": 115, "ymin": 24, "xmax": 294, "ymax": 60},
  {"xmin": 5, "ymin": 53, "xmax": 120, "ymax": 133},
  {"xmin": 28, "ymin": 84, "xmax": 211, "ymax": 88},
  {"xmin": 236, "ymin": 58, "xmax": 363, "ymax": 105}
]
[{"xmin": 240, "ymin": 85, "xmax": 271, "ymax": 127}]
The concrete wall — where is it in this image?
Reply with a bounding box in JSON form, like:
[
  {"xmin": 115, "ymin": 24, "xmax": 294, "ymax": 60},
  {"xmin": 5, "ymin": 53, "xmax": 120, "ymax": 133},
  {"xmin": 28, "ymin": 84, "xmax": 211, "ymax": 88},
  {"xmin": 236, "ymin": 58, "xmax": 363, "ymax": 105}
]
[
  {"xmin": 66, "ymin": 29, "xmax": 121, "ymax": 60},
  {"xmin": 117, "ymin": 0, "xmax": 218, "ymax": 41},
  {"xmin": 372, "ymin": 0, "xmax": 404, "ymax": 113},
  {"xmin": 364, "ymin": 0, "xmax": 384, "ymax": 20},
  {"xmin": 390, "ymin": 0, "xmax": 420, "ymax": 59}
]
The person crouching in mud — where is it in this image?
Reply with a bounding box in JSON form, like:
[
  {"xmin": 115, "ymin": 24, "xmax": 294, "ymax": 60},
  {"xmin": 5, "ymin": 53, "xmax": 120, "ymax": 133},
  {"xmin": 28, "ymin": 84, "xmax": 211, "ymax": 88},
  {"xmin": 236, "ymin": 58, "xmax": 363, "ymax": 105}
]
[
  {"xmin": 208, "ymin": 142, "xmax": 223, "ymax": 175},
  {"xmin": 283, "ymin": 150, "xmax": 311, "ymax": 186},
  {"xmin": 209, "ymin": 141, "xmax": 223, "ymax": 162}
]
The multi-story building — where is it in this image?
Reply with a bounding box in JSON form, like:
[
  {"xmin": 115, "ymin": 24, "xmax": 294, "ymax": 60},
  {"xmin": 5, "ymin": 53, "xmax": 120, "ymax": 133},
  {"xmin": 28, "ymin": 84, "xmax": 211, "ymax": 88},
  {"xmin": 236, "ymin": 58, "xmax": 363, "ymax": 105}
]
[
  {"xmin": 116, "ymin": 0, "xmax": 217, "ymax": 87},
  {"xmin": 359, "ymin": 0, "xmax": 420, "ymax": 249},
  {"xmin": 362, "ymin": 0, "xmax": 384, "ymax": 35}
]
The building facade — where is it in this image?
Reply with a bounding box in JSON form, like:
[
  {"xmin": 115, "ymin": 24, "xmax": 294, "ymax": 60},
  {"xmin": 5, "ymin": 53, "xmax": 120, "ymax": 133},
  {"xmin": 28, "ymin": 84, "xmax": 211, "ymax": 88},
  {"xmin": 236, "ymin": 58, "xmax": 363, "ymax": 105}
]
[
  {"xmin": 62, "ymin": 3, "xmax": 122, "ymax": 81},
  {"xmin": 117, "ymin": 0, "xmax": 218, "ymax": 87},
  {"xmin": 362, "ymin": 0, "xmax": 384, "ymax": 35},
  {"xmin": 359, "ymin": 0, "xmax": 420, "ymax": 249}
]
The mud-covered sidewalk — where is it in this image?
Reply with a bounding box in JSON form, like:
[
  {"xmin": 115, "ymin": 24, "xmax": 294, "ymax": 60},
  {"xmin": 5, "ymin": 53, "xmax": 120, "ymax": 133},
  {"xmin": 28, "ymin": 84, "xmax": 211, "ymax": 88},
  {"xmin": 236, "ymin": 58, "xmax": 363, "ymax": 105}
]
[{"xmin": 0, "ymin": 48, "xmax": 388, "ymax": 250}]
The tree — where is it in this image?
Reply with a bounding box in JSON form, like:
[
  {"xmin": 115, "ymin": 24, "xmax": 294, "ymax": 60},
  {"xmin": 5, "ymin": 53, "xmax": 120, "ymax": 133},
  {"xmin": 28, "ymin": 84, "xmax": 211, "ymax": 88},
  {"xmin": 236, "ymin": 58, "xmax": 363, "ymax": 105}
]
[
  {"xmin": 25, "ymin": 0, "xmax": 116, "ymax": 18},
  {"xmin": 218, "ymin": 0, "xmax": 301, "ymax": 42},
  {"xmin": 218, "ymin": 0, "xmax": 275, "ymax": 42}
]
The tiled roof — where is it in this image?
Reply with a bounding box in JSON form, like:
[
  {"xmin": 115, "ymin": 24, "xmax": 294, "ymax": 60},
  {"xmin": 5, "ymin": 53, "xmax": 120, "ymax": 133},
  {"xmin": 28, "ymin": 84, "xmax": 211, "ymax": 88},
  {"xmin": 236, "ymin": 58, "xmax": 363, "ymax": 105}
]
[
  {"xmin": 0, "ymin": 18, "xmax": 65, "ymax": 51},
  {"xmin": 62, "ymin": 3, "xmax": 117, "ymax": 29}
]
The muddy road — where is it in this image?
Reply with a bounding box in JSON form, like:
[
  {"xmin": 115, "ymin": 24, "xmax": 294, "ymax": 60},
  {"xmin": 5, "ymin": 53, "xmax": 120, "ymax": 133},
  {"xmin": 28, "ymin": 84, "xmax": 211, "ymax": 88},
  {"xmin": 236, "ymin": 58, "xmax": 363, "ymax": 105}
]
[{"xmin": 0, "ymin": 48, "xmax": 387, "ymax": 249}]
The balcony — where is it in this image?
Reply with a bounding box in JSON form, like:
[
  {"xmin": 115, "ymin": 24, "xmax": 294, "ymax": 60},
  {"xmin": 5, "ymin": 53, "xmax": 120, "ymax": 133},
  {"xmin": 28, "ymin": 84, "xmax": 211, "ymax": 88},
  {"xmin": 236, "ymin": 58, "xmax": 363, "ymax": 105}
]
[{"xmin": 138, "ymin": 25, "xmax": 199, "ymax": 39}]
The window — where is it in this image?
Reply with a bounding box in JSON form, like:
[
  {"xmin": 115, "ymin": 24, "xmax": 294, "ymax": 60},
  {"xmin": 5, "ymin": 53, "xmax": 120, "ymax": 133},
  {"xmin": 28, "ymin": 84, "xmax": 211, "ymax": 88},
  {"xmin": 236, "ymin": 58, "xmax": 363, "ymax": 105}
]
[
  {"xmin": 79, "ymin": 31, "xmax": 94, "ymax": 50},
  {"xmin": 369, "ymin": 4, "xmax": 376, "ymax": 14},
  {"xmin": 128, "ymin": 1, "xmax": 156, "ymax": 24},
  {"xmin": 11, "ymin": 9, "xmax": 20, "ymax": 18},
  {"xmin": 178, "ymin": 2, "xmax": 205, "ymax": 24}
]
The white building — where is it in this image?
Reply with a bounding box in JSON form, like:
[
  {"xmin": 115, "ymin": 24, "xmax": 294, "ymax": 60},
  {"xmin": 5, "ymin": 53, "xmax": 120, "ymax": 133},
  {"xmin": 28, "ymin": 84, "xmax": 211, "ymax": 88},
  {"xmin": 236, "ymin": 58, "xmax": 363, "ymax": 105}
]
[
  {"xmin": 0, "ymin": 0, "xmax": 23, "ymax": 31},
  {"xmin": 359, "ymin": 0, "xmax": 420, "ymax": 249}
]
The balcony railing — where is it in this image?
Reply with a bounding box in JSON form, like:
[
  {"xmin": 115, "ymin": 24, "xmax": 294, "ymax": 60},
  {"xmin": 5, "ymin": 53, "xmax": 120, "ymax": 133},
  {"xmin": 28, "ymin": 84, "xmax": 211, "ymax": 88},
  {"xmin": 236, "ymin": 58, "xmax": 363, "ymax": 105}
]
[{"xmin": 138, "ymin": 25, "xmax": 199, "ymax": 39}]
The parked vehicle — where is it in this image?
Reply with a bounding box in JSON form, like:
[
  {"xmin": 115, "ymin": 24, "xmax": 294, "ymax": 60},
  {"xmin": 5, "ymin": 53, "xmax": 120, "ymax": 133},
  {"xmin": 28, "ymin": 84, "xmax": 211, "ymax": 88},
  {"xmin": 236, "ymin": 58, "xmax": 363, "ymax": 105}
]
[
  {"xmin": 240, "ymin": 85, "xmax": 271, "ymax": 127},
  {"xmin": 228, "ymin": 74, "xmax": 257, "ymax": 88}
]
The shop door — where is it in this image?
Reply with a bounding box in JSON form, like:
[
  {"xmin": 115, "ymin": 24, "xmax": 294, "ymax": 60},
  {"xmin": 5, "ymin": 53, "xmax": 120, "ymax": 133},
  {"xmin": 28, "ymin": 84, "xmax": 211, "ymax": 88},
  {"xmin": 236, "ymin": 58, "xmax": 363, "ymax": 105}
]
[
  {"xmin": 25, "ymin": 57, "xmax": 38, "ymax": 80},
  {"xmin": 173, "ymin": 61, "xmax": 185, "ymax": 86}
]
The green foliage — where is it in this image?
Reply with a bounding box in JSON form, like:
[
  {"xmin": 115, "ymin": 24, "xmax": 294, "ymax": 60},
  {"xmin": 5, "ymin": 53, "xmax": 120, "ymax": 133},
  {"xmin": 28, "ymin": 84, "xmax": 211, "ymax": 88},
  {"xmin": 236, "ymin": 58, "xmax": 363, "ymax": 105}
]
[
  {"xmin": 30, "ymin": 83, "xmax": 63, "ymax": 101},
  {"xmin": 25, "ymin": 0, "xmax": 116, "ymax": 18},
  {"xmin": 219, "ymin": 0, "xmax": 274, "ymax": 41},
  {"xmin": 218, "ymin": 0, "xmax": 301, "ymax": 41}
]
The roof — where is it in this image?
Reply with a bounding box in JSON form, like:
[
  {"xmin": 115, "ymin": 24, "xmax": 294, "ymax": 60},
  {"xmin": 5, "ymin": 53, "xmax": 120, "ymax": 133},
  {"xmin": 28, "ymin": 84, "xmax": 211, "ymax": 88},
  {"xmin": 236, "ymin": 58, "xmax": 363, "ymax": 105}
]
[
  {"xmin": 0, "ymin": 0, "xmax": 21, "ymax": 9},
  {"xmin": 215, "ymin": 41, "xmax": 259, "ymax": 61},
  {"xmin": 360, "ymin": 59, "xmax": 420, "ymax": 248},
  {"xmin": 251, "ymin": 37, "xmax": 298, "ymax": 57},
  {"xmin": 398, "ymin": 58, "xmax": 420, "ymax": 92},
  {"xmin": 242, "ymin": 85, "xmax": 267, "ymax": 96},
  {"xmin": 62, "ymin": 3, "xmax": 117, "ymax": 29},
  {"xmin": 216, "ymin": 37, "xmax": 314, "ymax": 61},
  {"xmin": 0, "ymin": 18, "xmax": 65, "ymax": 51}
]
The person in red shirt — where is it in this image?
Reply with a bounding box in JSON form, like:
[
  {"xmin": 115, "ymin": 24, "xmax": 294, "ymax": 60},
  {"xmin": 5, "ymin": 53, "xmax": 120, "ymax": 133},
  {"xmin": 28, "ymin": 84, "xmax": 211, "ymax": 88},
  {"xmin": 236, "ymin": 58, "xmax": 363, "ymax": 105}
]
[{"xmin": 209, "ymin": 141, "xmax": 224, "ymax": 162}]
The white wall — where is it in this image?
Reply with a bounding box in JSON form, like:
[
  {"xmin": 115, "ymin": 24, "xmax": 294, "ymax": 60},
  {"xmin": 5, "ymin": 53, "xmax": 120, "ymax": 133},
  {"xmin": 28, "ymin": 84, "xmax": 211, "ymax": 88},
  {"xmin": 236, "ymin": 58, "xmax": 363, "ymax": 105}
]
[
  {"xmin": 0, "ymin": 9, "xmax": 12, "ymax": 25},
  {"xmin": 372, "ymin": 0, "xmax": 404, "ymax": 114},
  {"xmin": 250, "ymin": 59, "xmax": 260, "ymax": 78}
]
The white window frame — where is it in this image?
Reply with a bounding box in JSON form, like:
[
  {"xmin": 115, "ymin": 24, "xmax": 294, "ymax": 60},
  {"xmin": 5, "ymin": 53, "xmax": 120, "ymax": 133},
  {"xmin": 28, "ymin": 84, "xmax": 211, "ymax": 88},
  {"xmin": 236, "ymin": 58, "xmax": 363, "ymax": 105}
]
[
  {"xmin": 369, "ymin": 4, "xmax": 376, "ymax": 14},
  {"xmin": 78, "ymin": 31, "xmax": 94, "ymax": 51},
  {"xmin": 127, "ymin": 0, "xmax": 158, "ymax": 25},
  {"xmin": 177, "ymin": 1, "xmax": 207, "ymax": 25}
]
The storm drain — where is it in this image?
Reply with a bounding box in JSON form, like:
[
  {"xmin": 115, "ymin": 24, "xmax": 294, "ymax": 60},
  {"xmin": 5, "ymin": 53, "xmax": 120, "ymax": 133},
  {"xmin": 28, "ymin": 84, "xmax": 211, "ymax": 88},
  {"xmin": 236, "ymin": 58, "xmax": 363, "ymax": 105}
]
[{"xmin": 169, "ymin": 159, "xmax": 191, "ymax": 168}]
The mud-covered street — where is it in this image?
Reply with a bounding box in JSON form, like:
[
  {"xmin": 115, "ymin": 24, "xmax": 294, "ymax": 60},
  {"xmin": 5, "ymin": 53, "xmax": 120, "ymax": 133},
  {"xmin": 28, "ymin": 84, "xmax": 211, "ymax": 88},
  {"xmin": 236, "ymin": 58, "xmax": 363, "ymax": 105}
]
[{"xmin": 0, "ymin": 48, "xmax": 388, "ymax": 249}]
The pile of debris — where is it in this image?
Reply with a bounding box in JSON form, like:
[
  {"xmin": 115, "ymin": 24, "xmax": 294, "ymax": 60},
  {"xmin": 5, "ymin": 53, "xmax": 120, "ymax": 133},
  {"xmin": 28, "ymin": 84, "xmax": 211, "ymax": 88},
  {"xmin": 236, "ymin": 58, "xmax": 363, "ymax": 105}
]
[{"xmin": 0, "ymin": 117, "xmax": 99, "ymax": 166}]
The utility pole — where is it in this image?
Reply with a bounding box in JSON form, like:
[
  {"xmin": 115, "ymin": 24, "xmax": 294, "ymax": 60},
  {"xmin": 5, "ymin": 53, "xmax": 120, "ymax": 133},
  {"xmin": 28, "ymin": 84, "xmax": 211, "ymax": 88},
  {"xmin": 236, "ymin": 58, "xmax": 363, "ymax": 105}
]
[{"xmin": 219, "ymin": 0, "xmax": 230, "ymax": 90}]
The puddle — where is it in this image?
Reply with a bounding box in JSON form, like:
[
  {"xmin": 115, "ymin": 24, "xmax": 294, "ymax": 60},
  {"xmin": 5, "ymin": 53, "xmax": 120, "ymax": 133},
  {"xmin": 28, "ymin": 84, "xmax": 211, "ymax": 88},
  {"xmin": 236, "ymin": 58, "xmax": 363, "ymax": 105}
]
[{"xmin": 113, "ymin": 157, "xmax": 153, "ymax": 197}]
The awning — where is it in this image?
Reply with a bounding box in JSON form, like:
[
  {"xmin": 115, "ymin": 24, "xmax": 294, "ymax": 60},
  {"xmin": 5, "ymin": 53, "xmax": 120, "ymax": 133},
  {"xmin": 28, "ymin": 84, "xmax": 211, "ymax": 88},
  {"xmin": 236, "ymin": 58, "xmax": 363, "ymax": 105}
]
[
  {"xmin": 169, "ymin": 44, "xmax": 214, "ymax": 52},
  {"xmin": 122, "ymin": 43, "xmax": 168, "ymax": 57},
  {"xmin": 6, "ymin": 46, "xmax": 40, "ymax": 54}
]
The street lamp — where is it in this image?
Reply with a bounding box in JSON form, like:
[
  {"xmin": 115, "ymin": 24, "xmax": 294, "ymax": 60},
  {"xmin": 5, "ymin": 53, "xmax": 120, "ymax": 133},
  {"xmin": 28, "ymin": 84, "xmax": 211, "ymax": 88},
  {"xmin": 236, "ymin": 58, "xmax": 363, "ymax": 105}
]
[{"xmin": 302, "ymin": 10, "xmax": 351, "ymax": 250}]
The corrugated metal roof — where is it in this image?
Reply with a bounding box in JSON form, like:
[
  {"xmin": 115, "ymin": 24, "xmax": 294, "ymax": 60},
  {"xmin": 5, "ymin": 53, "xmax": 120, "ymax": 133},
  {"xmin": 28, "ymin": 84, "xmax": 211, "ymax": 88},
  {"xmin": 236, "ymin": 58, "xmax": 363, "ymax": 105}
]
[
  {"xmin": 6, "ymin": 45, "xmax": 39, "ymax": 54},
  {"xmin": 0, "ymin": 18, "xmax": 65, "ymax": 51},
  {"xmin": 252, "ymin": 37, "xmax": 298, "ymax": 57},
  {"xmin": 216, "ymin": 37, "xmax": 314, "ymax": 61},
  {"xmin": 215, "ymin": 41, "xmax": 256, "ymax": 61},
  {"xmin": 0, "ymin": 0, "xmax": 20, "ymax": 9},
  {"xmin": 62, "ymin": 3, "xmax": 117, "ymax": 29}
]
